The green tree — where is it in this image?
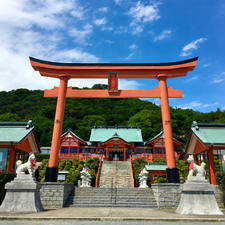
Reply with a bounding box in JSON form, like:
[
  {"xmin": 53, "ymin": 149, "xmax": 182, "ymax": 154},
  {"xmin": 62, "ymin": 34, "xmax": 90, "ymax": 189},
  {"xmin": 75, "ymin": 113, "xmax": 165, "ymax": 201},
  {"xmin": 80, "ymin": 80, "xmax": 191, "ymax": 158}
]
[
  {"xmin": 128, "ymin": 109, "xmax": 162, "ymax": 140},
  {"xmin": 0, "ymin": 113, "xmax": 20, "ymax": 121}
]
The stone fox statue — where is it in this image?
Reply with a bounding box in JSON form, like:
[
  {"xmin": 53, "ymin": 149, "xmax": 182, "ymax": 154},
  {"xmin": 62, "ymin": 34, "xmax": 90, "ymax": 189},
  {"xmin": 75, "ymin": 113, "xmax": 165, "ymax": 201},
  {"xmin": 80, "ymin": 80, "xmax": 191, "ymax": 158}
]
[
  {"xmin": 187, "ymin": 154, "xmax": 206, "ymax": 179},
  {"xmin": 16, "ymin": 153, "xmax": 36, "ymax": 175}
]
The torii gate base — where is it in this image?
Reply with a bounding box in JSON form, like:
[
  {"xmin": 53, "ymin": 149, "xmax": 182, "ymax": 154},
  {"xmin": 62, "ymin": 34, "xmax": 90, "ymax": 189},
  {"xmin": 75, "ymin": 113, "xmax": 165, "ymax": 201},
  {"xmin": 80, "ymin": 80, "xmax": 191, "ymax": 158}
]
[{"xmin": 30, "ymin": 57, "xmax": 198, "ymax": 183}]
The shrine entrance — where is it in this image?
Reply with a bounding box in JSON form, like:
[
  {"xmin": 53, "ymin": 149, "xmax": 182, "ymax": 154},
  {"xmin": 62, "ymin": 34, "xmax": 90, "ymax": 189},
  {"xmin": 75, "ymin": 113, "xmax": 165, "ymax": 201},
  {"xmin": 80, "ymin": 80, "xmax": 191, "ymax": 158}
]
[
  {"xmin": 102, "ymin": 137, "xmax": 130, "ymax": 161},
  {"xmin": 108, "ymin": 150, "xmax": 124, "ymax": 161},
  {"xmin": 30, "ymin": 56, "xmax": 198, "ymax": 183}
]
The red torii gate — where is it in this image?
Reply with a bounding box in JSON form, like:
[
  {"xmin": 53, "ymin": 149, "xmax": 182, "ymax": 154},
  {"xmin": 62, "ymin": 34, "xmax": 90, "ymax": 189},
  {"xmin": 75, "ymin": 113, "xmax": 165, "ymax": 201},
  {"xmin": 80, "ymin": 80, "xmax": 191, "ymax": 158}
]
[{"xmin": 30, "ymin": 57, "xmax": 198, "ymax": 183}]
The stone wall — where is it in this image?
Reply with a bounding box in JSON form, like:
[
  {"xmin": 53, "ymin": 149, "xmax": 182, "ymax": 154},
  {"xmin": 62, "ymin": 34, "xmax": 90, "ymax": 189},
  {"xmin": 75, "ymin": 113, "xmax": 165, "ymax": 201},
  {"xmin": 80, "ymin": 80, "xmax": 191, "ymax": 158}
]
[
  {"xmin": 40, "ymin": 182, "xmax": 74, "ymax": 209},
  {"xmin": 151, "ymin": 183, "xmax": 181, "ymax": 208}
]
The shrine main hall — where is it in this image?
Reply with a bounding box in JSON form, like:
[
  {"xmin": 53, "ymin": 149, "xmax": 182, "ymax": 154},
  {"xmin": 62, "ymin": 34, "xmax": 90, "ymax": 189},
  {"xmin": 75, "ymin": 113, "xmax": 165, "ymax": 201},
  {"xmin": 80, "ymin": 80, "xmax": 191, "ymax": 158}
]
[{"xmin": 41, "ymin": 126, "xmax": 181, "ymax": 162}]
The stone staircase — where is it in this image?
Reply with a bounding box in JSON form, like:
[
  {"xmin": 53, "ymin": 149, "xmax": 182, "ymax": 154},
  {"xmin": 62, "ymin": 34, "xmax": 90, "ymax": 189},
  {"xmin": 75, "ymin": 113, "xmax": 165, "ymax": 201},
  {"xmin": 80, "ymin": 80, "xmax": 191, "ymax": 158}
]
[
  {"xmin": 64, "ymin": 160, "xmax": 157, "ymax": 208},
  {"xmin": 116, "ymin": 161, "xmax": 133, "ymax": 188},
  {"xmin": 99, "ymin": 161, "xmax": 115, "ymax": 188},
  {"xmin": 64, "ymin": 187, "xmax": 158, "ymax": 208},
  {"xmin": 99, "ymin": 160, "xmax": 133, "ymax": 188}
]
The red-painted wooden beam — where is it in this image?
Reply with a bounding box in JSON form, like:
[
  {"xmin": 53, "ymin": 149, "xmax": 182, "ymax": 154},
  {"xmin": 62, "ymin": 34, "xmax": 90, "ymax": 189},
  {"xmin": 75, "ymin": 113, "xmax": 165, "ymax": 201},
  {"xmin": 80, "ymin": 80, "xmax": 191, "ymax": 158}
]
[{"xmin": 44, "ymin": 86, "xmax": 182, "ymax": 98}]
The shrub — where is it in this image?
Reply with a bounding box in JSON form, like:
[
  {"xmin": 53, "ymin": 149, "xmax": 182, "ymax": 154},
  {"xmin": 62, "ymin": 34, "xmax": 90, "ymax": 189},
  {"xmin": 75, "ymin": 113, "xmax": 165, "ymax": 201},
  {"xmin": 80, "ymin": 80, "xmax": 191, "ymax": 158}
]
[
  {"xmin": 152, "ymin": 158, "xmax": 167, "ymax": 164},
  {"xmin": 216, "ymin": 171, "xmax": 225, "ymax": 185},
  {"xmin": 66, "ymin": 168, "xmax": 81, "ymax": 185},
  {"xmin": 176, "ymin": 160, "xmax": 189, "ymax": 180},
  {"xmin": 0, "ymin": 171, "xmax": 16, "ymax": 205},
  {"xmin": 58, "ymin": 159, "xmax": 67, "ymax": 171},
  {"xmin": 89, "ymin": 169, "xmax": 97, "ymax": 187},
  {"xmin": 0, "ymin": 171, "xmax": 15, "ymax": 187},
  {"xmin": 154, "ymin": 175, "xmax": 167, "ymax": 183},
  {"xmin": 35, "ymin": 154, "xmax": 50, "ymax": 162},
  {"xmin": 86, "ymin": 158, "xmax": 99, "ymax": 173},
  {"xmin": 64, "ymin": 161, "xmax": 72, "ymax": 171},
  {"xmin": 38, "ymin": 159, "xmax": 49, "ymax": 182},
  {"xmin": 37, "ymin": 157, "xmax": 100, "ymax": 186}
]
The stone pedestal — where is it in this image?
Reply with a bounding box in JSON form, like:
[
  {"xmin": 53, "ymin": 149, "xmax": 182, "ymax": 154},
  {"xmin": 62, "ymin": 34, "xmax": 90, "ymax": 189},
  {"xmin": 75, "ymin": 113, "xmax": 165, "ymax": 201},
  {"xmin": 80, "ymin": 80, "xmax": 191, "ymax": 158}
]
[
  {"xmin": 0, "ymin": 173, "xmax": 44, "ymax": 213},
  {"xmin": 176, "ymin": 176, "xmax": 223, "ymax": 215}
]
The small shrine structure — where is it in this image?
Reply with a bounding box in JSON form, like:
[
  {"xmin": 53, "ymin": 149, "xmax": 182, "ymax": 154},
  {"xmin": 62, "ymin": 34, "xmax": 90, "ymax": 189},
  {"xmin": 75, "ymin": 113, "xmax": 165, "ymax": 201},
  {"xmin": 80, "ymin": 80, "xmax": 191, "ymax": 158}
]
[
  {"xmin": 30, "ymin": 56, "xmax": 198, "ymax": 182},
  {"xmin": 0, "ymin": 121, "xmax": 40, "ymax": 172},
  {"xmin": 185, "ymin": 121, "xmax": 225, "ymax": 185},
  {"xmin": 145, "ymin": 131, "xmax": 182, "ymax": 158}
]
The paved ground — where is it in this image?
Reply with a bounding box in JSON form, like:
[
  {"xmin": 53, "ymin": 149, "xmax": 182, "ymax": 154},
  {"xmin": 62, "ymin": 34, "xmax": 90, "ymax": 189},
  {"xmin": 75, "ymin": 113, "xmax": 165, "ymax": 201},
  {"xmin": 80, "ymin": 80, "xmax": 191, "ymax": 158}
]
[
  {"xmin": 0, "ymin": 208, "xmax": 224, "ymax": 222},
  {"xmin": 0, "ymin": 221, "xmax": 224, "ymax": 225}
]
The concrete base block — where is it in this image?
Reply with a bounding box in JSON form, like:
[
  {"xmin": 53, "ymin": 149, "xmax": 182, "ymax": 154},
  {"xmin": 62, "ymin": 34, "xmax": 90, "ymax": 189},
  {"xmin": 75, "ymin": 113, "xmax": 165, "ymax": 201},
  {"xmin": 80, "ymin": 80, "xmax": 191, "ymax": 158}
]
[
  {"xmin": 0, "ymin": 173, "xmax": 44, "ymax": 213},
  {"xmin": 176, "ymin": 176, "xmax": 223, "ymax": 215}
]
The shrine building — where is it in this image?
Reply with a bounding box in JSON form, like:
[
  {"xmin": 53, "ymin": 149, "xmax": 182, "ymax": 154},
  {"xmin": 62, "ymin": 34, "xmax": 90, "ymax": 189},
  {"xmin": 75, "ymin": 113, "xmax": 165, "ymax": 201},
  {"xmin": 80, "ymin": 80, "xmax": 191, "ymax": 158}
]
[
  {"xmin": 44, "ymin": 126, "xmax": 182, "ymax": 162},
  {"xmin": 0, "ymin": 121, "xmax": 40, "ymax": 172},
  {"xmin": 185, "ymin": 121, "xmax": 225, "ymax": 185}
]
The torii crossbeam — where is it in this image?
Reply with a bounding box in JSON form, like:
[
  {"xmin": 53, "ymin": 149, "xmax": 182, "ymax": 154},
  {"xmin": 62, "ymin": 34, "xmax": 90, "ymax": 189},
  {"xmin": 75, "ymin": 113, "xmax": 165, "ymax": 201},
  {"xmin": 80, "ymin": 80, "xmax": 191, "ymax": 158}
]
[{"xmin": 30, "ymin": 57, "xmax": 198, "ymax": 183}]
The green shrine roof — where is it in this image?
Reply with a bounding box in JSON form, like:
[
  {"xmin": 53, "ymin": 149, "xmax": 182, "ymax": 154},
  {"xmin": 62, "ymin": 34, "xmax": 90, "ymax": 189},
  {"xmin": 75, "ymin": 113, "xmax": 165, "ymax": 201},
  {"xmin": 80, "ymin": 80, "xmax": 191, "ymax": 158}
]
[
  {"xmin": 89, "ymin": 126, "xmax": 143, "ymax": 143},
  {"xmin": 145, "ymin": 164, "xmax": 167, "ymax": 171},
  {"xmin": 146, "ymin": 130, "xmax": 181, "ymax": 144},
  {"xmin": 191, "ymin": 121, "xmax": 225, "ymax": 146},
  {"xmin": 61, "ymin": 129, "xmax": 86, "ymax": 143},
  {"xmin": 0, "ymin": 121, "xmax": 34, "ymax": 143}
]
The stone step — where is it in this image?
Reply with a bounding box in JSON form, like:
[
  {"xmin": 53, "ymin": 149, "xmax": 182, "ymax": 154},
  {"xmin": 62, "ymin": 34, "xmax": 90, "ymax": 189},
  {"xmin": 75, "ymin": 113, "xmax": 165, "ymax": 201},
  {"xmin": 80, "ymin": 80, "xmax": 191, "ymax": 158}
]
[
  {"xmin": 71, "ymin": 196, "xmax": 156, "ymax": 200},
  {"xmin": 68, "ymin": 203, "xmax": 157, "ymax": 208},
  {"xmin": 71, "ymin": 200, "xmax": 156, "ymax": 205},
  {"xmin": 64, "ymin": 187, "xmax": 158, "ymax": 208}
]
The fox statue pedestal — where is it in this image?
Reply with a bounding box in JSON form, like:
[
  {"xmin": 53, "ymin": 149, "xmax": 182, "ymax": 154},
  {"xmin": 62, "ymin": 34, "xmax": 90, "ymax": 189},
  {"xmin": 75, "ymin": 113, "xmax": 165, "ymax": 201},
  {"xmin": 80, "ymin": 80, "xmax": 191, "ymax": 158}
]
[
  {"xmin": 176, "ymin": 175, "xmax": 223, "ymax": 215},
  {"xmin": 0, "ymin": 173, "xmax": 44, "ymax": 213}
]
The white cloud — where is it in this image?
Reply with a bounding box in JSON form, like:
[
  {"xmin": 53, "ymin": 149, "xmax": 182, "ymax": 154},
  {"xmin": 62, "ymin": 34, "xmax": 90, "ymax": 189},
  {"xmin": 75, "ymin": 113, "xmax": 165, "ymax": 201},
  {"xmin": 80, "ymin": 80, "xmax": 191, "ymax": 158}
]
[
  {"xmin": 69, "ymin": 24, "xmax": 93, "ymax": 43},
  {"xmin": 0, "ymin": 0, "xmax": 83, "ymax": 30},
  {"xmin": 0, "ymin": 0, "xmax": 100, "ymax": 91},
  {"xmin": 184, "ymin": 76, "xmax": 199, "ymax": 83},
  {"xmin": 94, "ymin": 18, "xmax": 107, "ymax": 26},
  {"xmin": 68, "ymin": 79, "xmax": 140, "ymax": 90},
  {"xmin": 125, "ymin": 44, "xmax": 137, "ymax": 60},
  {"xmin": 180, "ymin": 38, "xmax": 206, "ymax": 57},
  {"xmin": 177, "ymin": 101, "xmax": 218, "ymax": 110},
  {"xmin": 105, "ymin": 40, "xmax": 114, "ymax": 44},
  {"xmin": 125, "ymin": 52, "xmax": 135, "ymax": 60},
  {"xmin": 118, "ymin": 79, "xmax": 140, "ymax": 89},
  {"xmin": 212, "ymin": 72, "xmax": 225, "ymax": 84},
  {"xmin": 101, "ymin": 26, "xmax": 113, "ymax": 31},
  {"xmin": 202, "ymin": 63, "xmax": 210, "ymax": 68},
  {"xmin": 53, "ymin": 49, "xmax": 99, "ymax": 63},
  {"xmin": 114, "ymin": 0, "xmax": 122, "ymax": 5},
  {"xmin": 128, "ymin": 44, "xmax": 137, "ymax": 50},
  {"xmin": 98, "ymin": 7, "xmax": 108, "ymax": 13},
  {"xmin": 154, "ymin": 29, "xmax": 172, "ymax": 41},
  {"xmin": 128, "ymin": 1, "xmax": 160, "ymax": 34}
]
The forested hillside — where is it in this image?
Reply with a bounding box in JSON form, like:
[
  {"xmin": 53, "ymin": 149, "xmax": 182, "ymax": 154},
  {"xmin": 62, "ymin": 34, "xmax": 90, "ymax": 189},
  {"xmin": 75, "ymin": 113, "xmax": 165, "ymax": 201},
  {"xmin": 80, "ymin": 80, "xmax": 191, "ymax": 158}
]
[{"xmin": 0, "ymin": 84, "xmax": 224, "ymax": 146}]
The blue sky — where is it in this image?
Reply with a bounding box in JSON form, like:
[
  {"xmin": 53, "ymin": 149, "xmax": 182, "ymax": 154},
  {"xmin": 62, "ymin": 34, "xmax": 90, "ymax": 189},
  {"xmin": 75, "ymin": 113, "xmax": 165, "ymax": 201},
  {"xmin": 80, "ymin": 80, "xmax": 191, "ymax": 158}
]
[{"xmin": 0, "ymin": 0, "xmax": 224, "ymax": 112}]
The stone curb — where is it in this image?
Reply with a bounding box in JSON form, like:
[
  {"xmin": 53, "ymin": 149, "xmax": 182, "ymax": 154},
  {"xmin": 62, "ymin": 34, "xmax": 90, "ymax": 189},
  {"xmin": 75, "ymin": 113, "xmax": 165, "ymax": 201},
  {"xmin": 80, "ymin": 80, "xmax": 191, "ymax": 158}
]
[{"xmin": 0, "ymin": 216, "xmax": 224, "ymax": 222}]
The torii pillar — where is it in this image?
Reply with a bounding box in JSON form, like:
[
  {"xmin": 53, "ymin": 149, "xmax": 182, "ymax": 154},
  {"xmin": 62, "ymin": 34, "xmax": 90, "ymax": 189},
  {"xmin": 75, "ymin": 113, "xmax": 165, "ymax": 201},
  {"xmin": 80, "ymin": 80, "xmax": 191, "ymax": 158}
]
[
  {"xmin": 158, "ymin": 75, "xmax": 178, "ymax": 182},
  {"xmin": 29, "ymin": 57, "xmax": 198, "ymax": 182},
  {"xmin": 45, "ymin": 76, "xmax": 68, "ymax": 181}
]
